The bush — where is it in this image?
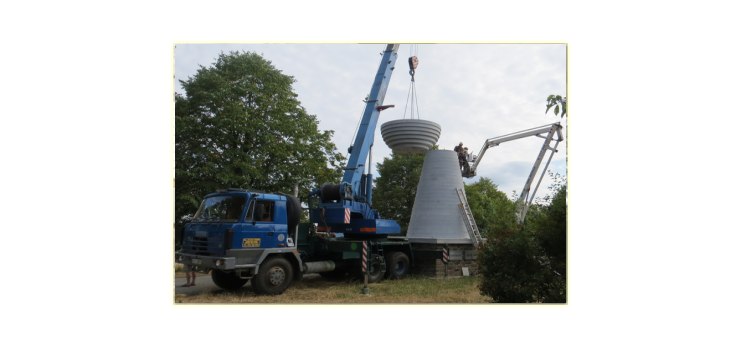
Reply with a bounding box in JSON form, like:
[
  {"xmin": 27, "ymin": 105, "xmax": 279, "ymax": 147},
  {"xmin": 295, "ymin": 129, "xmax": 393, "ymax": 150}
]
[
  {"xmin": 531, "ymin": 184, "xmax": 567, "ymax": 280},
  {"xmin": 477, "ymin": 180, "xmax": 566, "ymax": 303},
  {"xmin": 478, "ymin": 231, "xmax": 556, "ymax": 303}
]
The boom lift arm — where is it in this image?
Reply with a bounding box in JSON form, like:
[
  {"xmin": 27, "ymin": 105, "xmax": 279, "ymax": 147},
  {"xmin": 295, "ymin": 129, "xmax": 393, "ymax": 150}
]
[{"xmin": 462, "ymin": 122, "xmax": 563, "ymax": 223}]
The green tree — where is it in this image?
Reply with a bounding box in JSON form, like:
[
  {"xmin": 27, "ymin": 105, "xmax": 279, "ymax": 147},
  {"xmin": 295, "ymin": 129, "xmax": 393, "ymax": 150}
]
[
  {"xmin": 463, "ymin": 177, "xmax": 519, "ymax": 238},
  {"xmin": 175, "ymin": 51, "xmax": 345, "ymax": 233},
  {"xmin": 477, "ymin": 174, "xmax": 567, "ymax": 303},
  {"xmin": 478, "ymin": 229, "xmax": 557, "ymax": 303},
  {"xmin": 545, "ymin": 95, "xmax": 568, "ymax": 185},
  {"xmin": 529, "ymin": 181, "xmax": 567, "ymax": 301},
  {"xmin": 372, "ymin": 146, "xmax": 436, "ymax": 235},
  {"xmin": 545, "ymin": 94, "xmax": 567, "ymax": 118}
]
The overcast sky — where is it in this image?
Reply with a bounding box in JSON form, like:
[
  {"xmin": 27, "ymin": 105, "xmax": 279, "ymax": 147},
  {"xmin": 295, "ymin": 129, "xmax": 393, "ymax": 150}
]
[{"xmin": 174, "ymin": 43, "xmax": 566, "ymax": 201}]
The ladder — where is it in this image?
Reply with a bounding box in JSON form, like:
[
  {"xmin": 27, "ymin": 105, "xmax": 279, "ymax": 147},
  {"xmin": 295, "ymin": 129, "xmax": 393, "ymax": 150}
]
[{"xmin": 455, "ymin": 188, "xmax": 484, "ymax": 248}]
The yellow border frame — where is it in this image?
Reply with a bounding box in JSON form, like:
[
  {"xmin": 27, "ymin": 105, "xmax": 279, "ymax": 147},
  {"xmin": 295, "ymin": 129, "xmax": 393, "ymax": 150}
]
[{"xmin": 168, "ymin": 39, "xmax": 574, "ymax": 310}]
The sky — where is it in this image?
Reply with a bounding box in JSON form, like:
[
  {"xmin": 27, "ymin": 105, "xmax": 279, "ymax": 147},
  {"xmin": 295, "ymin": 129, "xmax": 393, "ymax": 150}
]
[{"xmin": 174, "ymin": 43, "xmax": 567, "ymax": 202}]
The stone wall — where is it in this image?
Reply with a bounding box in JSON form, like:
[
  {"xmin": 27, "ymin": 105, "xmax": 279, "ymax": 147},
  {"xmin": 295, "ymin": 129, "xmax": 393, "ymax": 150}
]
[{"xmin": 411, "ymin": 243, "xmax": 479, "ymax": 278}]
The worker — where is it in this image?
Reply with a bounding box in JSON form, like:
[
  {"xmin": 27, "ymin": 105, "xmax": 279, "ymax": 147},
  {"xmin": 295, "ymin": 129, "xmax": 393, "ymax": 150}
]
[
  {"xmin": 452, "ymin": 142, "xmax": 465, "ymax": 170},
  {"xmin": 454, "ymin": 142, "xmax": 464, "ymax": 169},
  {"xmin": 183, "ymin": 265, "xmax": 196, "ymax": 287},
  {"xmin": 454, "ymin": 142, "xmax": 463, "ymax": 155},
  {"xmin": 462, "ymin": 147, "xmax": 471, "ymax": 171}
]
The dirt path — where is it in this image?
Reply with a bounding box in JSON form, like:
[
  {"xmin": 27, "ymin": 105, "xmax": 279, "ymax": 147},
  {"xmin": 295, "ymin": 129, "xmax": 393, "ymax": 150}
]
[{"xmin": 174, "ymin": 273, "xmax": 321, "ymax": 298}]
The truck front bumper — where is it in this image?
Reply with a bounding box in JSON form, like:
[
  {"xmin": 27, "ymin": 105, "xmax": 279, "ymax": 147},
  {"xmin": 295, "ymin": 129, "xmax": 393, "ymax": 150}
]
[{"xmin": 175, "ymin": 252, "xmax": 242, "ymax": 271}]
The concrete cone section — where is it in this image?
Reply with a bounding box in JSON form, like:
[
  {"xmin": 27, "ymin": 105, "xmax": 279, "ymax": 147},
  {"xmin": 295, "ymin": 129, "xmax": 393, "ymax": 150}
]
[{"xmin": 406, "ymin": 150, "xmax": 472, "ymax": 244}]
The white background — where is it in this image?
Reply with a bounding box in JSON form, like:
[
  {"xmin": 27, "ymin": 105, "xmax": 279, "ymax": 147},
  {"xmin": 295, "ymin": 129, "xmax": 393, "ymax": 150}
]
[{"xmin": 2, "ymin": 1, "xmax": 740, "ymax": 346}]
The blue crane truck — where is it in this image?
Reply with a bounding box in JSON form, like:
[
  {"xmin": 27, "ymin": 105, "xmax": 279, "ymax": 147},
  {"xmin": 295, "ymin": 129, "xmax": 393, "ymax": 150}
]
[{"xmin": 175, "ymin": 44, "xmax": 445, "ymax": 295}]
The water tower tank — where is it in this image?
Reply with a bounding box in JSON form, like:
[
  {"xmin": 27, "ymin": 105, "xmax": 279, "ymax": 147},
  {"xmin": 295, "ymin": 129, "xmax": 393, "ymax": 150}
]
[{"xmin": 380, "ymin": 119, "xmax": 441, "ymax": 154}]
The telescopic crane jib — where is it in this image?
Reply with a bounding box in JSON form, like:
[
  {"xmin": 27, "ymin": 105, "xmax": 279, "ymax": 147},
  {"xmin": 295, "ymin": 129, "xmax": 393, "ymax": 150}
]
[{"xmin": 308, "ymin": 44, "xmax": 402, "ymax": 235}]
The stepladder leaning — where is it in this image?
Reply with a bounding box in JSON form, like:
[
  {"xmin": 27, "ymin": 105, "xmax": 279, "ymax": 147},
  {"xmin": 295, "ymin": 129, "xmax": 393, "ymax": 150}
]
[{"xmin": 455, "ymin": 188, "xmax": 484, "ymax": 248}]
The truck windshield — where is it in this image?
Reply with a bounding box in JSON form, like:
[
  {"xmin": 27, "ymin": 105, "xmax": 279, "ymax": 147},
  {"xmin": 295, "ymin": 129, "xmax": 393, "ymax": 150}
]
[{"xmin": 192, "ymin": 196, "xmax": 247, "ymax": 223}]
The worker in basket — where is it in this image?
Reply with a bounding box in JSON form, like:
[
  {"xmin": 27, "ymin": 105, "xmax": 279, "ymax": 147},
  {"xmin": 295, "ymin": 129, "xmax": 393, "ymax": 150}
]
[
  {"xmin": 454, "ymin": 142, "xmax": 465, "ymax": 170},
  {"xmin": 463, "ymin": 147, "xmax": 471, "ymax": 170}
]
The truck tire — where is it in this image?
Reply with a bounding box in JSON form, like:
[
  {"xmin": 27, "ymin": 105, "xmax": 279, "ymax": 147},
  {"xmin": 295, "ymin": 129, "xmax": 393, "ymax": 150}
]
[
  {"xmin": 277, "ymin": 193, "xmax": 301, "ymax": 231},
  {"xmin": 384, "ymin": 252, "xmax": 410, "ymax": 280},
  {"xmin": 294, "ymin": 267, "xmax": 304, "ymax": 282},
  {"xmin": 251, "ymin": 256, "xmax": 294, "ymax": 295},
  {"xmin": 211, "ymin": 270, "xmax": 249, "ymax": 290},
  {"xmin": 351, "ymin": 255, "xmax": 385, "ymax": 283}
]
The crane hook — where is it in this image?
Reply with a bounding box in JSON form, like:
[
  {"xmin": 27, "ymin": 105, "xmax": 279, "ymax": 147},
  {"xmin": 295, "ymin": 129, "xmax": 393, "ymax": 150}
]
[{"xmin": 408, "ymin": 56, "xmax": 418, "ymax": 81}]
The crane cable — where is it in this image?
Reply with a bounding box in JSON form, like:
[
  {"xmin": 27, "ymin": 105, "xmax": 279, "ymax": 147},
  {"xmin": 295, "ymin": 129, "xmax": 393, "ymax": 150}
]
[{"xmin": 402, "ymin": 80, "xmax": 413, "ymax": 119}]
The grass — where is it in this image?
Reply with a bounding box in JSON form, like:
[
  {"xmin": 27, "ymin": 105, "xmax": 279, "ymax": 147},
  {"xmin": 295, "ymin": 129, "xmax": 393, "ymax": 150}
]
[{"xmin": 176, "ymin": 275, "xmax": 491, "ymax": 304}]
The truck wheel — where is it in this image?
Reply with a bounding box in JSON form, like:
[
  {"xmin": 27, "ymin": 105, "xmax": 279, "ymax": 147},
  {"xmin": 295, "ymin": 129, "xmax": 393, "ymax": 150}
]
[
  {"xmin": 352, "ymin": 255, "xmax": 385, "ymax": 283},
  {"xmin": 251, "ymin": 256, "xmax": 294, "ymax": 295},
  {"xmin": 368, "ymin": 255, "xmax": 386, "ymax": 283},
  {"xmin": 211, "ymin": 270, "xmax": 249, "ymax": 290},
  {"xmin": 384, "ymin": 252, "xmax": 410, "ymax": 280}
]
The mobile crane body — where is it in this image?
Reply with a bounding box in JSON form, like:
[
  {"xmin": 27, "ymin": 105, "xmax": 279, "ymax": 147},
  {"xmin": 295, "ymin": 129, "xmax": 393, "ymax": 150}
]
[{"xmin": 175, "ymin": 44, "xmax": 445, "ymax": 295}]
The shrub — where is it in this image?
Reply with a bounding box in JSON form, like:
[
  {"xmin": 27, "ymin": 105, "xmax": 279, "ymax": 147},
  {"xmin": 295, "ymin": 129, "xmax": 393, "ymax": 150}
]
[
  {"xmin": 477, "ymin": 230, "xmax": 556, "ymax": 303},
  {"xmin": 477, "ymin": 178, "xmax": 566, "ymax": 303}
]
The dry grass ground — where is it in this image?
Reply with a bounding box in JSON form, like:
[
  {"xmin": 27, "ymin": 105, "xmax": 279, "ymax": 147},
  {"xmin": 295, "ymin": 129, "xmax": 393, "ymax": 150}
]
[{"xmin": 175, "ymin": 275, "xmax": 490, "ymax": 304}]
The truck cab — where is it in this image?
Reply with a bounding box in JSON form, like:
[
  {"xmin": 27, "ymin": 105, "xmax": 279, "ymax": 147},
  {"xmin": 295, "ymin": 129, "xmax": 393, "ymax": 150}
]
[{"xmin": 176, "ymin": 189, "xmax": 302, "ymax": 294}]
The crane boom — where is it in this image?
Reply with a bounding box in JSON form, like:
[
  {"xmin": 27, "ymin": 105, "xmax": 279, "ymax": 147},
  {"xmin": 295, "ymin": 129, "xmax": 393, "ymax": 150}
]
[
  {"xmin": 343, "ymin": 44, "xmax": 400, "ymax": 191},
  {"xmin": 308, "ymin": 44, "xmax": 402, "ymax": 235}
]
